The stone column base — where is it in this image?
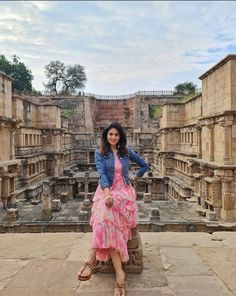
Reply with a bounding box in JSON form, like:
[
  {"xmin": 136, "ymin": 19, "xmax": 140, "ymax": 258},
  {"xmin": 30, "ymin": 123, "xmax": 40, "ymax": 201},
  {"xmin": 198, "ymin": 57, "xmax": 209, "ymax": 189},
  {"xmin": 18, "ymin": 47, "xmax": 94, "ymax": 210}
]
[
  {"xmin": 40, "ymin": 209, "xmax": 52, "ymax": 221},
  {"xmin": 78, "ymin": 210, "xmax": 91, "ymax": 222},
  {"xmin": 3, "ymin": 208, "xmax": 19, "ymax": 223},
  {"xmin": 221, "ymin": 209, "xmax": 235, "ymax": 222}
]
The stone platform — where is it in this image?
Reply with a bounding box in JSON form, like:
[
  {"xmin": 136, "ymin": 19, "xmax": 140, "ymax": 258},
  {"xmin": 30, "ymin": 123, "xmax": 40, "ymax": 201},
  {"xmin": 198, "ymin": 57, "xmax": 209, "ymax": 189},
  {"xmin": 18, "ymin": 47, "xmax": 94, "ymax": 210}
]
[
  {"xmin": 2, "ymin": 199, "xmax": 236, "ymax": 233},
  {"xmin": 0, "ymin": 232, "xmax": 235, "ymax": 296}
]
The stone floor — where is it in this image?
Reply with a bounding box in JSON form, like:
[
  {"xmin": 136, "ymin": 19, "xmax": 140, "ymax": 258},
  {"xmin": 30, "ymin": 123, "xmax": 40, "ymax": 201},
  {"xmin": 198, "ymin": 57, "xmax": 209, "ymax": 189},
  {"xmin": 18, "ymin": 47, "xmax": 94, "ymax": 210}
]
[{"xmin": 0, "ymin": 232, "xmax": 235, "ymax": 296}]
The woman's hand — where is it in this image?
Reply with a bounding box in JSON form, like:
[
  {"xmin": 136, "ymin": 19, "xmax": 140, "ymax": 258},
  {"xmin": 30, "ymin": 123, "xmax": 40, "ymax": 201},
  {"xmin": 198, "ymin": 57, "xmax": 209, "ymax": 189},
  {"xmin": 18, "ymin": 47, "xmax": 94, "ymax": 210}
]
[
  {"xmin": 103, "ymin": 188, "xmax": 113, "ymax": 208},
  {"xmin": 104, "ymin": 195, "xmax": 114, "ymax": 208},
  {"xmin": 130, "ymin": 174, "xmax": 138, "ymax": 185}
]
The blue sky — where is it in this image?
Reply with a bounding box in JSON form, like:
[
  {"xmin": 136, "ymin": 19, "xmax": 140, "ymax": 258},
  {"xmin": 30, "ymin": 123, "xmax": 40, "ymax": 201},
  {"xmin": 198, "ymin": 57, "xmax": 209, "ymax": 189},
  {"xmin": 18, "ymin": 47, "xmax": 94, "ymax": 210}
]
[{"xmin": 1, "ymin": 1, "xmax": 236, "ymax": 95}]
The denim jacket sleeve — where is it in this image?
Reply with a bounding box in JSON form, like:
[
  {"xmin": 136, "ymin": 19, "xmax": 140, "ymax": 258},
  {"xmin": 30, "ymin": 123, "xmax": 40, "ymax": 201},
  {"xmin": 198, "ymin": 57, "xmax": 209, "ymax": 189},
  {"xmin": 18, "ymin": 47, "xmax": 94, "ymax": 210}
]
[
  {"xmin": 128, "ymin": 147, "xmax": 149, "ymax": 177},
  {"xmin": 95, "ymin": 149, "xmax": 110, "ymax": 189}
]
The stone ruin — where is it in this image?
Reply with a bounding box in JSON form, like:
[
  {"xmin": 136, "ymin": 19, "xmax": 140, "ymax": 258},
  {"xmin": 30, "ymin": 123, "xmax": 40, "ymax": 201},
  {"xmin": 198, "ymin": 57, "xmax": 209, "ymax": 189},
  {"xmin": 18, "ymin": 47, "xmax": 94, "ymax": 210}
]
[
  {"xmin": 1, "ymin": 56, "xmax": 236, "ymax": 224},
  {"xmin": 1, "ymin": 55, "xmax": 236, "ymax": 271}
]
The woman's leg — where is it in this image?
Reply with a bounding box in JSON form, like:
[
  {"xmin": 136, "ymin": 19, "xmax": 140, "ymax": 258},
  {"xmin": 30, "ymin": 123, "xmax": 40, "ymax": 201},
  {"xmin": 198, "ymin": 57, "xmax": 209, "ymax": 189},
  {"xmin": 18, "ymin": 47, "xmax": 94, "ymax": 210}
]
[
  {"xmin": 77, "ymin": 248, "xmax": 96, "ymax": 279},
  {"xmin": 110, "ymin": 250, "xmax": 126, "ymax": 296}
]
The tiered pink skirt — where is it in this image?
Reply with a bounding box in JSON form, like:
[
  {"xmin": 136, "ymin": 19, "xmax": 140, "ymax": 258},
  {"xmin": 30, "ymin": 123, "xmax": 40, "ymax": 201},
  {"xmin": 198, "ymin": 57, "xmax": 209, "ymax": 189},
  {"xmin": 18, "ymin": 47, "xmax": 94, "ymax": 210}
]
[{"xmin": 90, "ymin": 158, "xmax": 138, "ymax": 262}]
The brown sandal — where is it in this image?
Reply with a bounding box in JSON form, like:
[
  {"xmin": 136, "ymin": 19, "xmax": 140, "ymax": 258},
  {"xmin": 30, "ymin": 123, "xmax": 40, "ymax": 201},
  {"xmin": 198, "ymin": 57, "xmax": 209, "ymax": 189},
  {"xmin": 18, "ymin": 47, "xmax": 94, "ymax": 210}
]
[
  {"xmin": 115, "ymin": 279, "xmax": 126, "ymax": 296},
  {"xmin": 78, "ymin": 261, "xmax": 94, "ymax": 281}
]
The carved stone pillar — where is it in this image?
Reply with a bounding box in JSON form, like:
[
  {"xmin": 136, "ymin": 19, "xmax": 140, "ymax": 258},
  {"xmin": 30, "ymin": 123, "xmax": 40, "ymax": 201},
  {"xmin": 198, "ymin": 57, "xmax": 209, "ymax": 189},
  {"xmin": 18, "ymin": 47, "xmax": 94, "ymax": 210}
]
[
  {"xmin": 221, "ymin": 176, "xmax": 234, "ymax": 221},
  {"xmin": 1, "ymin": 177, "xmax": 9, "ymax": 208},
  {"xmin": 196, "ymin": 125, "xmax": 202, "ymax": 158},
  {"xmin": 54, "ymin": 156, "xmax": 60, "ymax": 177},
  {"xmin": 163, "ymin": 178, "xmax": 169, "ymax": 200},
  {"xmin": 147, "ymin": 178, "xmax": 152, "ymax": 194},
  {"xmin": 206, "ymin": 124, "xmax": 214, "ymax": 162},
  {"xmin": 40, "ymin": 181, "xmax": 52, "ymax": 221},
  {"xmin": 162, "ymin": 130, "xmax": 167, "ymax": 151},
  {"xmin": 200, "ymin": 179, "xmax": 207, "ymax": 208},
  {"xmin": 84, "ymin": 172, "xmax": 89, "ymax": 199},
  {"xmin": 220, "ymin": 120, "xmax": 233, "ymax": 165},
  {"xmin": 159, "ymin": 153, "xmax": 166, "ymax": 176},
  {"xmin": 10, "ymin": 128, "xmax": 15, "ymax": 159},
  {"xmin": 86, "ymin": 151, "xmax": 90, "ymax": 164},
  {"xmin": 0, "ymin": 177, "xmax": 2, "ymax": 207},
  {"xmin": 135, "ymin": 134, "xmax": 139, "ymax": 146}
]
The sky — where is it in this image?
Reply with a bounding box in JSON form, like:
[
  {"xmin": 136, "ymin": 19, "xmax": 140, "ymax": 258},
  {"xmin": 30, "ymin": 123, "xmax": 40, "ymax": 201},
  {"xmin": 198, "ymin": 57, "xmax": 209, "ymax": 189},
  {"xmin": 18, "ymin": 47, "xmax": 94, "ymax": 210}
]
[{"xmin": 1, "ymin": 1, "xmax": 236, "ymax": 95}]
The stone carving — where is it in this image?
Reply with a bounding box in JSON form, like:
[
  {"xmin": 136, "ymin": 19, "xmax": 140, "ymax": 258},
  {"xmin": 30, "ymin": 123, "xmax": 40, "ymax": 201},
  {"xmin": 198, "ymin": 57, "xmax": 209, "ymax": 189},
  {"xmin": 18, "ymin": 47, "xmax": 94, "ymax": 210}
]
[
  {"xmin": 150, "ymin": 207, "xmax": 160, "ymax": 221},
  {"xmin": 3, "ymin": 208, "xmax": 19, "ymax": 223},
  {"xmin": 98, "ymin": 227, "xmax": 143, "ymax": 274},
  {"xmin": 52, "ymin": 199, "xmax": 61, "ymax": 212},
  {"xmin": 79, "ymin": 196, "xmax": 92, "ymax": 222},
  {"xmin": 60, "ymin": 192, "xmax": 69, "ymax": 203},
  {"xmin": 143, "ymin": 192, "xmax": 152, "ymax": 203}
]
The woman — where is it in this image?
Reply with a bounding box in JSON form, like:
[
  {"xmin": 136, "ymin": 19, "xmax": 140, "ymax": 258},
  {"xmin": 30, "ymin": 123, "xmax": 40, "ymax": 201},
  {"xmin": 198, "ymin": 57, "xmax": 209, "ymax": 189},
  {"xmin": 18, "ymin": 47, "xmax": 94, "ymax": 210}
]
[{"xmin": 77, "ymin": 122, "xmax": 149, "ymax": 296}]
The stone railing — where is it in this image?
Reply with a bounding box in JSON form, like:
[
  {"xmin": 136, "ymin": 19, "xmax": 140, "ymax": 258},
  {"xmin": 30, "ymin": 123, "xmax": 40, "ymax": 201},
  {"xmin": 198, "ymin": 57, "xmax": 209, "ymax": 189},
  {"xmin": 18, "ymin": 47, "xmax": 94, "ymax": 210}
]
[{"xmin": 15, "ymin": 146, "xmax": 43, "ymax": 157}]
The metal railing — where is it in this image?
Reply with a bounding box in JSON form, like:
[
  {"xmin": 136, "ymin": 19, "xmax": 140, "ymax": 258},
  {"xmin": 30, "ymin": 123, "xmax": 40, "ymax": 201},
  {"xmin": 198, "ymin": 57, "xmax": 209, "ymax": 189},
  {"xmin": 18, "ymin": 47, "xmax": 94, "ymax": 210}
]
[
  {"xmin": 13, "ymin": 89, "xmax": 204, "ymax": 100},
  {"xmin": 85, "ymin": 90, "xmax": 174, "ymax": 100}
]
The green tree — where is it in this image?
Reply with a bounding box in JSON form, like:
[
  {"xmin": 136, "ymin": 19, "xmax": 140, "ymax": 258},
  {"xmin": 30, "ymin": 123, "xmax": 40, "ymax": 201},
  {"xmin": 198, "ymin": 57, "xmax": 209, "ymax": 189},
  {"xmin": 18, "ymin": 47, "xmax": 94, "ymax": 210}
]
[
  {"xmin": 44, "ymin": 60, "xmax": 65, "ymax": 95},
  {"xmin": 63, "ymin": 64, "xmax": 87, "ymax": 94},
  {"xmin": 174, "ymin": 81, "xmax": 197, "ymax": 95},
  {"xmin": 0, "ymin": 54, "xmax": 34, "ymax": 91},
  {"xmin": 44, "ymin": 61, "xmax": 87, "ymax": 95}
]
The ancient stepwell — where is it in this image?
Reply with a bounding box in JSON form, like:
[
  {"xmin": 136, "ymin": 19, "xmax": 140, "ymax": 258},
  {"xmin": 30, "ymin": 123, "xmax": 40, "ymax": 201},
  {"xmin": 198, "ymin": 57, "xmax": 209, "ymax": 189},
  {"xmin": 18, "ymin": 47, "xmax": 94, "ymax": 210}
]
[{"xmin": 1, "ymin": 55, "xmax": 236, "ymax": 234}]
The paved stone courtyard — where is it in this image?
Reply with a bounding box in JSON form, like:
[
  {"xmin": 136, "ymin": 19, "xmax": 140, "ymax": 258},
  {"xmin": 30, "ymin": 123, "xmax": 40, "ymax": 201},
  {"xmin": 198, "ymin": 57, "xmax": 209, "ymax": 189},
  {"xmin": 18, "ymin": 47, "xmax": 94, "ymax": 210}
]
[{"xmin": 0, "ymin": 232, "xmax": 235, "ymax": 296}]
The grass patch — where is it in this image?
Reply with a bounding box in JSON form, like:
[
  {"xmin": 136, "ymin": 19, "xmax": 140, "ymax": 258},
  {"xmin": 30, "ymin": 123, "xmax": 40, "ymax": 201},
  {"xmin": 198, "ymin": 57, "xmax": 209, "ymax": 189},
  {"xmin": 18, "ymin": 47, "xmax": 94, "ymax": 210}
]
[
  {"xmin": 149, "ymin": 105, "xmax": 163, "ymax": 119},
  {"xmin": 176, "ymin": 93, "xmax": 197, "ymax": 103},
  {"xmin": 61, "ymin": 108, "xmax": 76, "ymax": 119}
]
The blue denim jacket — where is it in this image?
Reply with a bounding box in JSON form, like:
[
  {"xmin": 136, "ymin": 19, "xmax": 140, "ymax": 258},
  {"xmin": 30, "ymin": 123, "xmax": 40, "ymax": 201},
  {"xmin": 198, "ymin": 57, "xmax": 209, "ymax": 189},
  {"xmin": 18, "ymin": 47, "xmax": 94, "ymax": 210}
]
[{"xmin": 95, "ymin": 147, "xmax": 149, "ymax": 189}]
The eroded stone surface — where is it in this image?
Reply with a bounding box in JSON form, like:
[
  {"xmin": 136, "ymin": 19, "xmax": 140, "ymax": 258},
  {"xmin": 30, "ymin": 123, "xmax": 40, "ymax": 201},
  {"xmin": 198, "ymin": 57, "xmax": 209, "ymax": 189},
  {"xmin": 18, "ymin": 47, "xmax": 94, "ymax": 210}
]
[
  {"xmin": 4, "ymin": 259, "xmax": 79, "ymax": 290},
  {"xmin": 0, "ymin": 288, "xmax": 77, "ymax": 296},
  {"xmin": 0, "ymin": 259, "xmax": 28, "ymax": 290},
  {"xmin": 197, "ymin": 247, "xmax": 236, "ymax": 294},
  {"xmin": 0, "ymin": 233, "xmax": 82, "ymax": 260},
  {"xmin": 160, "ymin": 247, "xmax": 212, "ymax": 276},
  {"xmin": 0, "ymin": 232, "xmax": 234, "ymax": 296},
  {"xmin": 167, "ymin": 275, "xmax": 234, "ymax": 296}
]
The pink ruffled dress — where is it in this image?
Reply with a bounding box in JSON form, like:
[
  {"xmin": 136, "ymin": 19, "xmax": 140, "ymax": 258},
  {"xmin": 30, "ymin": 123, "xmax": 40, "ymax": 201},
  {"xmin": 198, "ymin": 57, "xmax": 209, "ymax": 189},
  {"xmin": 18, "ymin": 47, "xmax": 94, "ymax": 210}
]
[{"xmin": 90, "ymin": 158, "xmax": 138, "ymax": 262}]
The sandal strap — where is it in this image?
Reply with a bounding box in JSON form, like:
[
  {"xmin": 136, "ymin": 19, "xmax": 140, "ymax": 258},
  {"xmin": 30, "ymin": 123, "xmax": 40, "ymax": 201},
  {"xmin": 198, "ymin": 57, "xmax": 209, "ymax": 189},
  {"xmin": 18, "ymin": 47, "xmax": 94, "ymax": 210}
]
[
  {"xmin": 80, "ymin": 261, "xmax": 94, "ymax": 275},
  {"xmin": 115, "ymin": 280, "xmax": 126, "ymax": 288},
  {"xmin": 84, "ymin": 261, "xmax": 94, "ymax": 270}
]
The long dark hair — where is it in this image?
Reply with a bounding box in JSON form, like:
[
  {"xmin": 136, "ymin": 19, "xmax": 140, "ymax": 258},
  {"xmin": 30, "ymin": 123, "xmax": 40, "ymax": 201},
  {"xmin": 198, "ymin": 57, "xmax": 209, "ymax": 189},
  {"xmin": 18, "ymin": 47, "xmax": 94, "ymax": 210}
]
[{"xmin": 100, "ymin": 122, "xmax": 128, "ymax": 157}]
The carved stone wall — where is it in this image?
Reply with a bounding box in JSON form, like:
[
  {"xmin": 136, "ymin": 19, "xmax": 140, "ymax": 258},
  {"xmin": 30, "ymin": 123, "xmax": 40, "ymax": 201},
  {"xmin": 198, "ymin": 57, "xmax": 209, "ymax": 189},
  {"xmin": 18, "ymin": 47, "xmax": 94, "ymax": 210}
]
[{"xmin": 159, "ymin": 54, "xmax": 236, "ymax": 221}]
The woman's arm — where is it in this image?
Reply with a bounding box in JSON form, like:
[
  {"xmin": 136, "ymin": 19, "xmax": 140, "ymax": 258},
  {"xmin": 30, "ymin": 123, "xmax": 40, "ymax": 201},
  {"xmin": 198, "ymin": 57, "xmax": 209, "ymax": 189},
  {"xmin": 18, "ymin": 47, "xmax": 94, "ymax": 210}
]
[
  {"xmin": 128, "ymin": 147, "xmax": 149, "ymax": 178},
  {"xmin": 95, "ymin": 149, "xmax": 113, "ymax": 207},
  {"xmin": 95, "ymin": 149, "xmax": 110, "ymax": 189}
]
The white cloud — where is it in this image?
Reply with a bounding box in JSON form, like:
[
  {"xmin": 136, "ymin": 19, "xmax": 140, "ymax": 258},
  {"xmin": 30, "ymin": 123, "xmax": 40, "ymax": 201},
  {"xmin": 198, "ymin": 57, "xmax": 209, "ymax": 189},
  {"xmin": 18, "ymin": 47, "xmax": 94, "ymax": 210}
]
[
  {"xmin": 1, "ymin": 1, "xmax": 236, "ymax": 93},
  {"xmin": 26, "ymin": 1, "xmax": 55, "ymax": 11}
]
